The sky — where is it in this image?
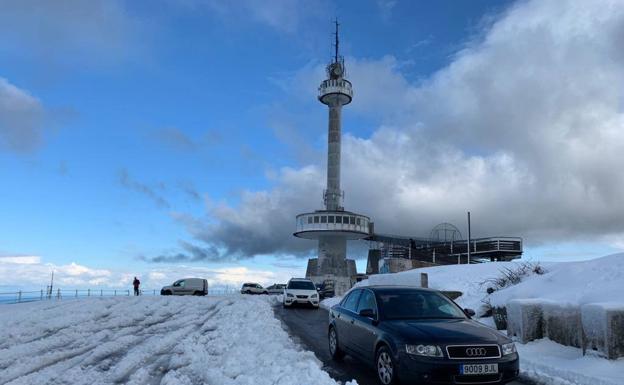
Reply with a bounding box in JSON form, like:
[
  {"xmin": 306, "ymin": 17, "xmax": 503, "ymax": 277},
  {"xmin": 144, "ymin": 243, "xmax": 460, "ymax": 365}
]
[{"xmin": 1, "ymin": 0, "xmax": 624, "ymax": 291}]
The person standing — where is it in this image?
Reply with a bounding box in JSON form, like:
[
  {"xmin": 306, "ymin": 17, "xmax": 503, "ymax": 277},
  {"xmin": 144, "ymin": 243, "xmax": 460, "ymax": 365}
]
[{"xmin": 133, "ymin": 276, "xmax": 141, "ymax": 296}]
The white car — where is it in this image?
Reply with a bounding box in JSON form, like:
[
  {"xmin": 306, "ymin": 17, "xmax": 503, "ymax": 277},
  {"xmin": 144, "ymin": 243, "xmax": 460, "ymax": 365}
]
[
  {"xmin": 266, "ymin": 283, "xmax": 286, "ymax": 295},
  {"xmin": 160, "ymin": 278, "xmax": 208, "ymax": 296},
  {"xmin": 283, "ymin": 278, "xmax": 319, "ymax": 308},
  {"xmin": 240, "ymin": 282, "xmax": 268, "ymax": 295}
]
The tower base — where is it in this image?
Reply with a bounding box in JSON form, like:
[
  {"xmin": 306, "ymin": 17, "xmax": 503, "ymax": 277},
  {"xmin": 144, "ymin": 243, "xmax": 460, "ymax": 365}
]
[{"xmin": 305, "ymin": 257, "xmax": 357, "ymax": 296}]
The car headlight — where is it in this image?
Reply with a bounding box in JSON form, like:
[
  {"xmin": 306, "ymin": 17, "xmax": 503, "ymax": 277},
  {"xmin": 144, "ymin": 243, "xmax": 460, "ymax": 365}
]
[
  {"xmin": 501, "ymin": 342, "xmax": 516, "ymax": 356},
  {"xmin": 406, "ymin": 344, "xmax": 443, "ymax": 357},
  {"xmin": 311, "ymin": 294, "xmax": 318, "ymax": 298},
  {"xmin": 286, "ymin": 293, "xmax": 294, "ymax": 298}
]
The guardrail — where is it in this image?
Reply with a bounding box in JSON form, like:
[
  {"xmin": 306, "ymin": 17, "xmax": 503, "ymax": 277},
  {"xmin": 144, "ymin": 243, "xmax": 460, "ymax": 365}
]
[{"xmin": 0, "ymin": 288, "xmax": 238, "ymax": 305}]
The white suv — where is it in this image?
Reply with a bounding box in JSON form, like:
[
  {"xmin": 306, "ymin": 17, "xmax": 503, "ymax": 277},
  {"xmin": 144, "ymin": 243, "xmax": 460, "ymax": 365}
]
[
  {"xmin": 283, "ymin": 278, "xmax": 319, "ymax": 308},
  {"xmin": 240, "ymin": 282, "xmax": 268, "ymax": 295}
]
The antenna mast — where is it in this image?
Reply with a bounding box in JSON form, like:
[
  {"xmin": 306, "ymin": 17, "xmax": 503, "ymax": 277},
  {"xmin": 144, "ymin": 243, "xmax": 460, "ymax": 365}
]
[{"xmin": 334, "ymin": 19, "xmax": 340, "ymax": 63}]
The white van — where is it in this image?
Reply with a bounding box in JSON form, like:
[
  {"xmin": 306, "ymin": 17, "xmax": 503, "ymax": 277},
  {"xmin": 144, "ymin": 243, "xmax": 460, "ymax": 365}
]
[{"xmin": 160, "ymin": 278, "xmax": 208, "ymax": 296}]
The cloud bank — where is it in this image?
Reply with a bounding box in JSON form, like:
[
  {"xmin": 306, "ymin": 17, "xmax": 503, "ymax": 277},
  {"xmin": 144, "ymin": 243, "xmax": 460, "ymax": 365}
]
[
  {"xmin": 0, "ymin": 255, "xmax": 293, "ymax": 290},
  {"xmin": 151, "ymin": 0, "xmax": 624, "ymax": 261}
]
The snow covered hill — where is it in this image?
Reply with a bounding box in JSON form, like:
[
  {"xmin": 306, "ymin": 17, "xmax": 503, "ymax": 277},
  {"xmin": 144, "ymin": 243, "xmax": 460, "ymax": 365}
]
[{"xmin": 0, "ymin": 296, "xmax": 355, "ymax": 385}]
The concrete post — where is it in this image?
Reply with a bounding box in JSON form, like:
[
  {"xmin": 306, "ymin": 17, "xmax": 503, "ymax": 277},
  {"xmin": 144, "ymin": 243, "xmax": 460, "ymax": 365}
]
[{"xmin": 420, "ymin": 273, "xmax": 429, "ymax": 288}]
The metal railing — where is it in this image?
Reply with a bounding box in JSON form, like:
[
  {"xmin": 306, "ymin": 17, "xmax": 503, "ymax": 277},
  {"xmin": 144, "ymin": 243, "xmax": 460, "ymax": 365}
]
[{"xmin": 0, "ymin": 287, "xmax": 238, "ymax": 305}]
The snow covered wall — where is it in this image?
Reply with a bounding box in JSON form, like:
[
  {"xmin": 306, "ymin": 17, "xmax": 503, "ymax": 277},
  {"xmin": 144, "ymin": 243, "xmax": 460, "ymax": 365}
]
[{"xmin": 0, "ymin": 296, "xmax": 356, "ymax": 385}]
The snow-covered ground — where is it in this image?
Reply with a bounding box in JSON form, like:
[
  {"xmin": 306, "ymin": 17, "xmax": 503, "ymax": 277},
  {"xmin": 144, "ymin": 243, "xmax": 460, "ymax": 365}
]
[
  {"xmin": 517, "ymin": 339, "xmax": 624, "ymax": 385},
  {"xmin": 320, "ymin": 253, "xmax": 624, "ymax": 385},
  {"xmin": 0, "ymin": 295, "xmax": 355, "ymax": 385}
]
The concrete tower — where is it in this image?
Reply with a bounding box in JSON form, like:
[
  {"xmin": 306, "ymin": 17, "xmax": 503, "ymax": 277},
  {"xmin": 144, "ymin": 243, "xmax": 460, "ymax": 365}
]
[{"xmin": 294, "ymin": 22, "xmax": 371, "ymax": 295}]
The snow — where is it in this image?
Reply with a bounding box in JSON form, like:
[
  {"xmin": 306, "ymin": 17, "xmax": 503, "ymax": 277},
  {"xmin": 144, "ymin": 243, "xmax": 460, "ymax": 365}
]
[
  {"xmin": 517, "ymin": 339, "xmax": 624, "ymax": 385},
  {"xmin": 353, "ymin": 261, "xmax": 524, "ymax": 313},
  {"xmin": 0, "ymin": 296, "xmax": 356, "ymax": 385},
  {"xmin": 348, "ymin": 253, "xmax": 624, "ymax": 313},
  {"xmin": 489, "ymin": 253, "xmax": 624, "ymax": 307}
]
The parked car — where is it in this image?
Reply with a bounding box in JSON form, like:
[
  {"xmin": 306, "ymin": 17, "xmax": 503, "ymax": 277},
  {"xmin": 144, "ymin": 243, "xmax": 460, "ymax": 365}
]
[
  {"xmin": 319, "ymin": 279, "xmax": 335, "ymax": 298},
  {"xmin": 240, "ymin": 282, "xmax": 268, "ymax": 295},
  {"xmin": 266, "ymin": 283, "xmax": 286, "ymax": 295},
  {"xmin": 328, "ymin": 286, "xmax": 519, "ymax": 385},
  {"xmin": 160, "ymin": 278, "xmax": 207, "ymax": 296},
  {"xmin": 283, "ymin": 278, "xmax": 319, "ymax": 308},
  {"xmin": 315, "ymin": 284, "xmax": 325, "ymax": 300}
]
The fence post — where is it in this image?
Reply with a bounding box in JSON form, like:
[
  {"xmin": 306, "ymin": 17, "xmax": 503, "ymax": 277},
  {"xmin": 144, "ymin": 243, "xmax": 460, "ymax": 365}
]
[
  {"xmin": 75, "ymin": 289, "xmax": 78, "ymax": 298},
  {"xmin": 127, "ymin": 290, "xmax": 129, "ymax": 296},
  {"xmin": 17, "ymin": 290, "xmax": 22, "ymax": 303},
  {"xmin": 88, "ymin": 289, "xmax": 90, "ymax": 297},
  {"xmin": 100, "ymin": 289, "xmax": 103, "ymax": 297},
  {"xmin": 153, "ymin": 290, "xmax": 156, "ymax": 296},
  {"xmin": 57, "ymin": 288, "xmax": 61, "ymax": 299},
  {"xmin": 40, "ymin": 290, "xmax": 43, "ymax": 300},
  {"xmin": 114, "ymin": 289, "xmax": 117, "ymax": 296}
]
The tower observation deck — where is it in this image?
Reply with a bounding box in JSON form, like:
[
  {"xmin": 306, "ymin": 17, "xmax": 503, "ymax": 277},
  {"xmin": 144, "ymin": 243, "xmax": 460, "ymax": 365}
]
[{"xmin": 294, "ymin": 22, "xmax": 371, "ymax": 295}]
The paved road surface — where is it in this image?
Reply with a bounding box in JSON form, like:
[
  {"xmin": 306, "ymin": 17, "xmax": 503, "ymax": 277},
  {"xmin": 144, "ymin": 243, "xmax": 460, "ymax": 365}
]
[{"xmin": 274, "ymin": 305, "xmax": 532, "ymax": 385}]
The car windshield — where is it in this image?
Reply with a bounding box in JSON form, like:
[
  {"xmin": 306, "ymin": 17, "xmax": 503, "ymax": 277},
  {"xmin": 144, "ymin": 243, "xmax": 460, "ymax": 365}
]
[
  {"xmin": 377, "ymin": 290, "xmax": 467, "ymax": 320},
  {"xmin": 287, "ymin": 281, "xmax": 316, "ymax": 290}
]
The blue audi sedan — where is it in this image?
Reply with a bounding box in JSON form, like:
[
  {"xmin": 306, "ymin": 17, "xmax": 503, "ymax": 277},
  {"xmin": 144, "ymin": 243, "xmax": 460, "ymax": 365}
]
[{"xmin": 328, "ymin": 286, "xmax": 519, "ymax": 385}]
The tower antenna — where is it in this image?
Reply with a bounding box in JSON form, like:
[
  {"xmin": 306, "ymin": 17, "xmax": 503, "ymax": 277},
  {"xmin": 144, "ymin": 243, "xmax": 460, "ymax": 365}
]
[{"xmin": 334, "ymin": 19, "xmax": 340, "ymax": 63}]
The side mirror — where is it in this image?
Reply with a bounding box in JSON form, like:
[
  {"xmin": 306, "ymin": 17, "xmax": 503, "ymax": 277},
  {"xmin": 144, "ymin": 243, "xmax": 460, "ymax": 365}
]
[
  {"xmin": 464, "ymin": 308, "xmax": 476, "ymax": 317},
  {"xmin": 359, "ymin": 308, "xmax": 376, "ymax": 318}
]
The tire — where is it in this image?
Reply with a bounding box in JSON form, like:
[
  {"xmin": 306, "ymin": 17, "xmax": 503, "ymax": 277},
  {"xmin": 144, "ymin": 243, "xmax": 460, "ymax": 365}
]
[
  {"xmin": 328, "ymin": 326, "xmax": 345, "ymax": 361},
  {"xmin": 245, "ymin": 290, "xmax": 252, "ymax": 294},
  {"xmin": 376, "ymin": 346, "xmax": 398, "ymax": 385},
  {"xmin": 162, "ymin": 290, "xmax": 172, "ymax": 296},
  {"xmin": 193, "ymin": 291, "xmax": 203, "ymax": 296}
]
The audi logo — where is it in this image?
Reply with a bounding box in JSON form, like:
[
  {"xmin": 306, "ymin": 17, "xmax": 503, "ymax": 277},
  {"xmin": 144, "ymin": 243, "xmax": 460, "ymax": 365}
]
[{"xmin": 465, "ymin": 347, "xmax": 488, "ymax": 357}]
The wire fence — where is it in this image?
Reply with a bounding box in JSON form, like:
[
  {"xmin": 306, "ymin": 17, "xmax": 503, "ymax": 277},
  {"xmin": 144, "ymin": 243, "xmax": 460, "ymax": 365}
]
[{"xmin": 0, "ymin": 287, "xmax": 239, "ymax": 305}]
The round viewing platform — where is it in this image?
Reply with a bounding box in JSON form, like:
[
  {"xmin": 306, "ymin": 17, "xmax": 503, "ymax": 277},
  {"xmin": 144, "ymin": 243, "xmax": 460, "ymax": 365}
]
[
  {"xmin": 318, "ymin": 79, "xmax": 353, "ymax": 105},
  {"xmin": 294, "ymin": 210, "xmax": 370, "ymax": 240}
]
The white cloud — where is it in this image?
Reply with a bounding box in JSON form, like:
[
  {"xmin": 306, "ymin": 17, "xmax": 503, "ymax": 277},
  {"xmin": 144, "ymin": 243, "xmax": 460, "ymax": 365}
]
[
  {"xmin": 0, "ymin": 78, "xmax": 46, "ymax": 153},
  {"xmin": 0, "ymin": 255, "xmax": 295, "ymax": 291},
  {"xmin": 179, "ymin": 0, "xmax": 624, "ymax": 258},
  {"xmin": 0, "ymin": 256, "xmax": 41, "ymax": 265}
]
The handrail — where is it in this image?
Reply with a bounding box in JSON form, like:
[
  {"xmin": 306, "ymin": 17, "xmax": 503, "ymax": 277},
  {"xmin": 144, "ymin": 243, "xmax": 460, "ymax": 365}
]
[{"xmin": 0, "ymin": 287, "xmax": 237, "ymax": 305}]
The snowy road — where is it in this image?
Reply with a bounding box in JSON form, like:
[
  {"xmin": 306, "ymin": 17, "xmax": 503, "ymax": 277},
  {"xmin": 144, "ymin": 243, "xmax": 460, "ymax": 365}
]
[
  {"xmin": 273, "ymin": 305, "xmax": 532, "ymax": 385},
  {"xmin": 0, "ymin": 296, "xmax": 352, "ymax": 385}
]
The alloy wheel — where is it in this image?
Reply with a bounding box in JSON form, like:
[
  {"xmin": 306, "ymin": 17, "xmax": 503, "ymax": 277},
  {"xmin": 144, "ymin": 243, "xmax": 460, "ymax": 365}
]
[
  {"xmin": 377, "ymin": 350, "xmax": 394, "ymax": 385},
  {"xmin": 329, "ymin": 329, "xmax": 337, "ymax": 355}
]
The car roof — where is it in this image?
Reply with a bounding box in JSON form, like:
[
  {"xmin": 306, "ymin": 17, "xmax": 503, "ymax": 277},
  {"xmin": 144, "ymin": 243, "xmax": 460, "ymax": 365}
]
[
  {"xmin": 355, "ymin": 285, "xmax": 438, "ymax": 293},
  {"xmin": 289, "ymin": 278, "xmax": 313, "ymax": 282}
]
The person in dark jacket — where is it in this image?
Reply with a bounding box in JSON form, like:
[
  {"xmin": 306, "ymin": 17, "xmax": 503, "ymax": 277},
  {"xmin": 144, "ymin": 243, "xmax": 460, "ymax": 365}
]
[{"xmin": 133, "ymin": 277, "xmax": 140, "ymax": 296}]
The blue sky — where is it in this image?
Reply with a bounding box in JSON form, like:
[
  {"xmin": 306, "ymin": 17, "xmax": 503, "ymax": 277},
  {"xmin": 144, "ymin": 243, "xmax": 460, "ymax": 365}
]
[{"xmin": 1, "ymin": 0, "xmax": 623, "ymax": 290}]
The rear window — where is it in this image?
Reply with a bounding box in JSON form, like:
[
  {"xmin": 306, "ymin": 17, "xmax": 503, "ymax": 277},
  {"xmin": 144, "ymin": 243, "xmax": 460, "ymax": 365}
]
[{"xmin": 287, "ymin": 280, "xmax": 316, "ymax": 290}]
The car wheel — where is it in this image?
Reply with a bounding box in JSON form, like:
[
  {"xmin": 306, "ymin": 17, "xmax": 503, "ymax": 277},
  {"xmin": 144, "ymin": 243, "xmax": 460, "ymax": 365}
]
[
  {"xmin": 376, "ymin": 346, "xmax": 398, "ymax": 385},
  {"xmin": 245, "ymin": 290, "xmax": 252, "ymax": 294},
  {"xmin": 162, "ymin": 290, "xmax": 172, "ymax": 296},
  {"xmin": 193, "ymin": 291, "xmax": 203, "ymax": 296},
  {"xmin": 328, "ymin": 326, "xmax": 345, "ymax": 360}
]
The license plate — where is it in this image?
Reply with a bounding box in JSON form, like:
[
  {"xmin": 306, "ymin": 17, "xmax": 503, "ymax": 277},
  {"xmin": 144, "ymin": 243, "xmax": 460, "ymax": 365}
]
[{"xmin": 460, "ymin": 363, "xmax": 498, "ymax": 375}]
